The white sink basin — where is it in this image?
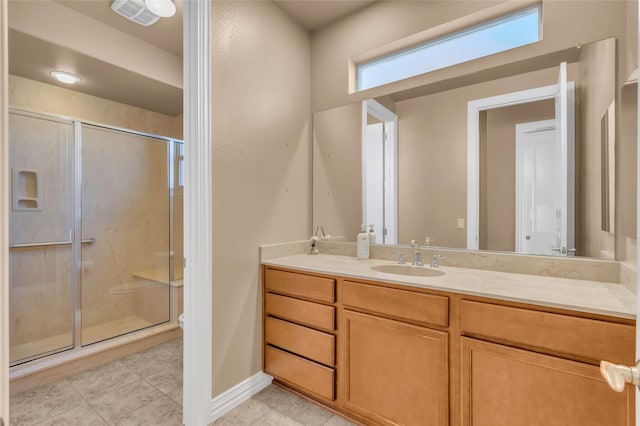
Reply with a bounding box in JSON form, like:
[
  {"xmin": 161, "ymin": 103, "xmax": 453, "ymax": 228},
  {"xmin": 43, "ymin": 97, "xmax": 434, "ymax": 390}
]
[{"xmin": 370, "ymin": 264, "xmax": 446, "ymax": 277}]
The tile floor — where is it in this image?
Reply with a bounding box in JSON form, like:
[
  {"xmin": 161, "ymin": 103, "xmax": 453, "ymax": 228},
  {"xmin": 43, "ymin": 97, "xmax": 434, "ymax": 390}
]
[
  {"xmin": 10, "ymin": 337, "xmax": 354, "ymax": 426},
  {"xmin": 213, "ymin": 385, "xmax": 355, "ymax": 426}
]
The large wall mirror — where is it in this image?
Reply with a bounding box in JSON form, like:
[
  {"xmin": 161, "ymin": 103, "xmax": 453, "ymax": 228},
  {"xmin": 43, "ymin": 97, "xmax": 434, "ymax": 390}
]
[{"xmin": 313, "ymin": 33, "xmax": 633, "ymax": 258}]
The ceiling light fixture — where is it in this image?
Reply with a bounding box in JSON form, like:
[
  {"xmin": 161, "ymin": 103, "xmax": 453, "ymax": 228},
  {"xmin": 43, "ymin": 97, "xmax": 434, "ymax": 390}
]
[
  {"xmin": 50, "ymin": 71, "xmax": 81, "ymax": 85},
  {"xmin": 144, "ymin": 0, "xmax": 176, "ymax": 18}
]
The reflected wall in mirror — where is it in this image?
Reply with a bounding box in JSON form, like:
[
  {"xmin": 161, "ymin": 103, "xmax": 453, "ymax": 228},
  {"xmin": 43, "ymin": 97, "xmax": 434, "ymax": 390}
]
[
  {"xmin": 601, "ymin": 100, "xmax": 616, "ymax": 233},
  {"xmin": 313, "ymin": 37, "xmax": 627, "ymax": 258}
]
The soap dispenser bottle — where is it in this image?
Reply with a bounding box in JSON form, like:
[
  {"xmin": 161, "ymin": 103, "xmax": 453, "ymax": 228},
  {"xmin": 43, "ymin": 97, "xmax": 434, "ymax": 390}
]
[
  {"xmin": 368, "ymin": 224, "xmax": 376, "ymax": 245},
  {"xmin": 357, "ymin": 224, "xmax": 370, "ymax": 259}
]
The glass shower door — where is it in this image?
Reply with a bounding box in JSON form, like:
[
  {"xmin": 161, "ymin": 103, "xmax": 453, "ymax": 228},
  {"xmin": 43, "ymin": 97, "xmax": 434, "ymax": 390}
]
[
  {"xmin": 8, "ymin": 111, "xmax": 74, "ymax": 364},
  {"xmin": 80, "ymin": 124, "xmax": 170, "ymax": 345}
]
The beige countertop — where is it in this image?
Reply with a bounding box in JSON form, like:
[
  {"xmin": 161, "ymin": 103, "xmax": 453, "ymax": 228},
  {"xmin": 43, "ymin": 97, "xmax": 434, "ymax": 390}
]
[{"xmin": 262, "ymin": 253, "xmax": 636, "ymax": 320}]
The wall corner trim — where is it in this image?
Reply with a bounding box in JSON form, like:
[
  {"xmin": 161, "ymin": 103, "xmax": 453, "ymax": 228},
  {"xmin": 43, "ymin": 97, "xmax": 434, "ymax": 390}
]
[
  {"xmin": 182, "ymin": 0, "xmax": 213, "ymax": 425},
  {"xmin": 209, "ymin": 372, "xmax": 273, "ymax": 422}
]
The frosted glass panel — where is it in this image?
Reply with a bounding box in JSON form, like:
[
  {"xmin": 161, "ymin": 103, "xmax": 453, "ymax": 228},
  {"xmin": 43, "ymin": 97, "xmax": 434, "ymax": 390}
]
[
  {"xmin": 9, "ymin": 111, "xmax": 74, "ymax": 364},
  {"xmin": 81, "ymin": 124, "xmax": 170, "ymax": 345},
  {"xmin": 358, "ymin": 5, "xmax": 540, "ymax": 91}
]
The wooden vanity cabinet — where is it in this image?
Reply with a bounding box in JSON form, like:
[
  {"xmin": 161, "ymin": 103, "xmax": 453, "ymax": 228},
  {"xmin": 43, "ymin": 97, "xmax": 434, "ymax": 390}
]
[
  {"xmin": 341, "ymin": 310, "xmax": 448, "ymax": 426},
  {"xmin": 263, "ymin": 267, "xmax": 337, "ymax": 401},
  {"xmin": 460, "ymin": 300, "xmax": 635, "ymax": 426},
  {"xmin": 460, "ymin": 338, "xmax": 634, "ymax": 426},
  {"xmin": 262, "ymin": 265, "xmax": 636, "ymax": 426},
  {"xmin": 339, "ymin": 280, "xmax": 449, "ymax": 426}
]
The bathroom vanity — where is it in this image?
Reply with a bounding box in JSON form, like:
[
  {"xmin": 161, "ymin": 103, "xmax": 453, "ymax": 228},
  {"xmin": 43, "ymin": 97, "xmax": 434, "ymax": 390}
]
[{"xmin": 261, "ymin": 251, "xmax": 635, "ymax": 426}]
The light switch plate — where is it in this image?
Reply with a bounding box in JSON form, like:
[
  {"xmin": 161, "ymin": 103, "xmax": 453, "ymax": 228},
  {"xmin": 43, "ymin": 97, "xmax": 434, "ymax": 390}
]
[{"xmin": 457, "ymin": 218, "xmax": 465, "ymax": 230}]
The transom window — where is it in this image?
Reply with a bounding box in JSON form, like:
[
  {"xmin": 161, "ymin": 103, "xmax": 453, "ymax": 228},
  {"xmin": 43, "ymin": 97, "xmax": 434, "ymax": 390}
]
[{"xmin": 356, "ymin": 4, "xmax": 542, "ymax": 91}]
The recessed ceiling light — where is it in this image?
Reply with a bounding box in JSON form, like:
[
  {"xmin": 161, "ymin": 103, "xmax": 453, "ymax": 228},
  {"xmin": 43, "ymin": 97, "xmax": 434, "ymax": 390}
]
[
  {"xmin": 144, "ymin": 0, "xmax": 176, "ymax": 18},
  {"xmin": 50, "ymin": 71, "xmax": 81, "ymax": 85}
]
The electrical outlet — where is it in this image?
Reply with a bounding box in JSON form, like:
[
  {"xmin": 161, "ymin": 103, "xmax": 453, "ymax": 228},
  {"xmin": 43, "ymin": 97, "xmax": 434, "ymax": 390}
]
[{"xmin": 457, "ymin": 218, "xmax": 465, "ymax": 230}]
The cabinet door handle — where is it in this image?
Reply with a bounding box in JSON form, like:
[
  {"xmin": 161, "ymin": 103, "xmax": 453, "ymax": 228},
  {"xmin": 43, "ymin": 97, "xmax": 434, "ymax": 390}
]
[{"xmin": 600, "ymin": 360, "xmax": 640, "ymax": 392}]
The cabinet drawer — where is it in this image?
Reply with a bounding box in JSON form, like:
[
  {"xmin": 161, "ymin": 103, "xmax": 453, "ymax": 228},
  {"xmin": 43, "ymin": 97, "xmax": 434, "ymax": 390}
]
[
  {"xmin": 265, "ymin": 293, "xmax": 335, "ymax": 332},
  {"xmin": 265, "ymin": 346, "xmax": 335, "ymax": 401},
  {"xmin": 265, "ymin": 268, "xmax": 335, "ymax": 303},
  {"xmin": 265, "ymin": 317, "xmax": 335, "ymax": 366},
  {"xmin": 342, "ymin": 281, "xmax": 449, "ymax": 327},
  {"xmin": 460, "ymin": 300, "xmax": 635, "ymax": 365}
]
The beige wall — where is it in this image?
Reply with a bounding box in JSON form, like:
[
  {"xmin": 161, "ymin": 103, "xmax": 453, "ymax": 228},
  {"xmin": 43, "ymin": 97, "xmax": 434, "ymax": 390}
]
[
  {"xmin": 313, "ymin": 103, "xmax": 362, "ymax": 240},
  {"xmin": 311, "ymin": 0, "xmax": 628, "ymax": 113},
  {"xmin": 617, "ymin": 1, "xmax": 638, "ymax": 264},
  {"xmin": 481, "ymin": 100, "xmax": 555, "ymax": 252},
  {"xmin": 211, "ymin": 1, "xmax": 311, "ymax": 396},
  {"xmin": 625, "ymin": 0, "xmax": 639, "ymax": 82},
  {"xmin": 578, "ymin": 39, "xmax": 617, "ymax": 258},
  {"xmin": 618, "ymin": 84, "xmax": 637, "ymax": 264},
  {"xmin": 311, "ymin": 0, "xmax": 501, "ymax": 112}
]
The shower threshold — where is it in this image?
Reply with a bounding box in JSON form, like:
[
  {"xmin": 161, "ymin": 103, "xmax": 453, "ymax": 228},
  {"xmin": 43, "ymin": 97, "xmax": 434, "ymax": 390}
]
[
  {"xmin": 9, "ymin": 320, "xmax": 180, "ymax": 395},
  {"xmin": 10, "ymin": 316, "xmax": 156, "ymax": 364}
]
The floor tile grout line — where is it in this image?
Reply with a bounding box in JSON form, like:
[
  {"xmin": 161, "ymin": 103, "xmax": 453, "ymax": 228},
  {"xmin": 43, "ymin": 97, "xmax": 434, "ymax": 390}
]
[
  {"xmin": 141, "ymin": 375, "xmax": 182, "ymax": 398},
  {"xmin": 119, "ymin": 393, "xmax": 182, "ymax": 420},
  {"xmin": 91, "ymin": 405, "xmax": 112, "ymax": 426}
]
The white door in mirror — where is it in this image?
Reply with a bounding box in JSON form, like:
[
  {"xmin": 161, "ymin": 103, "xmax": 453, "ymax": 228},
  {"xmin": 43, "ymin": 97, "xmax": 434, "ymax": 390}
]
[
  {"xmin": 516, "ymin": 120, "xmax": 557, "ymax": 256},
  {"xmin": 600, "ymin": 360, "xmax": 640, "ymax": 392}
]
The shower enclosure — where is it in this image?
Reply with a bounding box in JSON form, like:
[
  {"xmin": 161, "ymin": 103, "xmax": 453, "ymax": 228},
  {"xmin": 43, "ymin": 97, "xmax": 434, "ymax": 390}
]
[{"xmin": 8, "ymin": 108, "xmax": 183, "ymax": 365}]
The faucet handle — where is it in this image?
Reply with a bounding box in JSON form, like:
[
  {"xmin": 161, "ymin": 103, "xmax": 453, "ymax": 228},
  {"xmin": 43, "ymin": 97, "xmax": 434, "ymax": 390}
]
[
  {"xmin": 391, "ymin": 251, "xmax": 405, "ymax": 264},
  {"xmin": 424, "ymin": 236, "xmax": 435, "ymax": 246},
  {"xmin": 431, "ymin": 253, "xmax": 446, "ymax": 268},
  {"xmin": 410, "ymin": 239, "xmax": 418, "ymax": 248}
]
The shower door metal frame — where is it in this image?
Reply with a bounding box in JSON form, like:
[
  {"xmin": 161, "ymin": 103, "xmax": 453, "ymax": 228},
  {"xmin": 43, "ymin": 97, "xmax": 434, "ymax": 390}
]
[{"xmin": 72, "ymin": 121, "xmax": 82, "ymax": 350}]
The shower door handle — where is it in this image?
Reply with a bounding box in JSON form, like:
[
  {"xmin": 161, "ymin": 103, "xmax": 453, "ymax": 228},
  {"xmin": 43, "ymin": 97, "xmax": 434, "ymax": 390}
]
[
  {"xmin": 82, "ymin": 237, "xmax": 96, "ymax": 245},
  {"xmin": 9, "ymin": 237, "xmax": 96, "ymax": 249}
]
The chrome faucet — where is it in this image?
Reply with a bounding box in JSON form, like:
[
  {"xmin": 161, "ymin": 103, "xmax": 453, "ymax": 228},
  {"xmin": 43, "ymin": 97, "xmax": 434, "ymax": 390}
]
[
  {"xmin": 409, "ymin": 240, "xmax": 423, "ymax": 266},
  {"xmin": 431, "ymin": 254, "xmax": 446, "ymax": 268}
]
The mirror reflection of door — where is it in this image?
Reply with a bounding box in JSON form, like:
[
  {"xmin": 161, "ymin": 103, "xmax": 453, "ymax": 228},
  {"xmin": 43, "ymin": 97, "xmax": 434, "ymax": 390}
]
[
  {"xmin": 516, "ymin": 120, "xmax": 559, "ymax": 255},
  {"xmin": 362, "ymin": 99, "xmax": 398, "ymax": 245},
  {"xmin": 471, "ymin": 63, "xmax": 575, "ymax": 256}
]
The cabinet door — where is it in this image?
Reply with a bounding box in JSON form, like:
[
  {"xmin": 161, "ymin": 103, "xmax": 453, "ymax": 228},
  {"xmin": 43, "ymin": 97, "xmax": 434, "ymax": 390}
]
[
  {"xmin": 461, "ymin": 337, "xmax": 634, "ymax": 426},
  {"xmin": 340, "ymin": 310, "xmax": 448, "ymax": 426}
]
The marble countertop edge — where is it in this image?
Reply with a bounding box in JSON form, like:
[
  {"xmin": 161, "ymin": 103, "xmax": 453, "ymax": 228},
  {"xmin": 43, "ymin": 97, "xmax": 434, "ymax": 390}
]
[{"xmin": 262, "ymin": 253, "xmax": 636, "ymax": 320}]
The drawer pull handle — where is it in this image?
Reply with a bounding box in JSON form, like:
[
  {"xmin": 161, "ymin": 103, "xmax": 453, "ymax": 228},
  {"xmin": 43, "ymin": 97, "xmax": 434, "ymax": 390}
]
[{"xmin": 600, "ymin": 360, "xmax": 640, "ymax": 392}]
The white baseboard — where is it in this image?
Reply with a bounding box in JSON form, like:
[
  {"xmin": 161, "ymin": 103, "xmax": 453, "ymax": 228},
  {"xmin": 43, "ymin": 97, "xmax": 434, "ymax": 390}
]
[{"xmin": 208, "ymin": 372, "xmax": 273, "ymax": 423}]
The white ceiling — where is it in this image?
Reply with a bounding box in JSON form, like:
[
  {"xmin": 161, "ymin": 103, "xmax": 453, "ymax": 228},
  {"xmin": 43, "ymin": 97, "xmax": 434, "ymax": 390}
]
[{"xmin": 9, "ymin": 0, "xmax": 375, "ymax": 116}]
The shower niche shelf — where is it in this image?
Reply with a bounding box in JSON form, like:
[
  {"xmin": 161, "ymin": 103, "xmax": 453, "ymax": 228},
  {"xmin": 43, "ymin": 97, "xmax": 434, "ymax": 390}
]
[{"xmin": 12, "ymin": 168, "xmax": 42, "ymax": 211}]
